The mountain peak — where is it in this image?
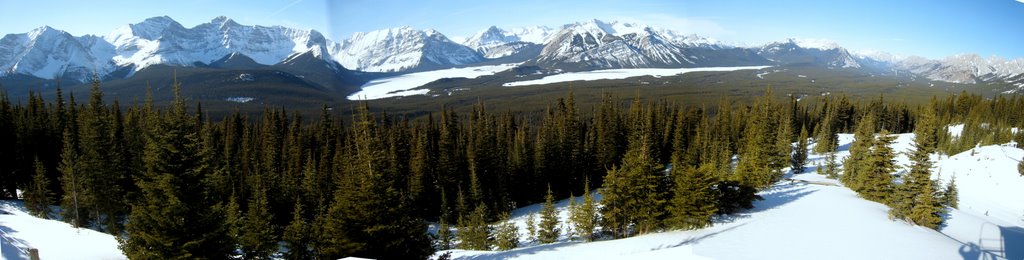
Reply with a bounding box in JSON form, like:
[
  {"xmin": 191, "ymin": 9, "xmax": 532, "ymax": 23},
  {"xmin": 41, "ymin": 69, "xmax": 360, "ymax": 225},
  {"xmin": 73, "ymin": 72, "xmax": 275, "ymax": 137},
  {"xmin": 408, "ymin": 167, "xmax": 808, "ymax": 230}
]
[
  {"xmin": 211, "ymin": 16, "xmax": 239, "ymax": 28},
  {"xmin": 788, "ymin": 38, "xmax": 841, "ymax": 50}
]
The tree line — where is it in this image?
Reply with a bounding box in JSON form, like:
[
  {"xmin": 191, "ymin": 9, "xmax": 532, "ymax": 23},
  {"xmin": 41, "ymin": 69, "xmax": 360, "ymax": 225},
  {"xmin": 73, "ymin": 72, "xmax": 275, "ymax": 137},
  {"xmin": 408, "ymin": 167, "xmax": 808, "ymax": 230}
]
[{"xmin": 2, "ymin": 77, "xmax": 1023, "ymax": 259}]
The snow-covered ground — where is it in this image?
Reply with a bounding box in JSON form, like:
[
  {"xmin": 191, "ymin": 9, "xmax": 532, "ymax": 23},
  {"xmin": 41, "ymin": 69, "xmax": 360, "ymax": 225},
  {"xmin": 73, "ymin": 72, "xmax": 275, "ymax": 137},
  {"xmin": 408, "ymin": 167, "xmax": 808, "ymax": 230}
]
[
  {"xmin": 440, "ymin": 132, "xmax": 1024, "ymax": 260},
  {"xmin": 502, "ymin": 66, "xmax": 770, "ymax": 87},
  {"xmin": 0, "ymin": 201, "xmax": 125, "ymax": 260},
  {"xmin": 347, "ymin": 63, "xmax": 520, "ymax": 100}
]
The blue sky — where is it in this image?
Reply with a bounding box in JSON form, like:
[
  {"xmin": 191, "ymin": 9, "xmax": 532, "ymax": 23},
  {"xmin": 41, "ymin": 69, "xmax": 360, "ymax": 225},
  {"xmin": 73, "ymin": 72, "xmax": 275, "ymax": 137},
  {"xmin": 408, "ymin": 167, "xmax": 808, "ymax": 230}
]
[{"xmin": 2, "ymin": 0, "xmax": 1023, "ymax": 59}]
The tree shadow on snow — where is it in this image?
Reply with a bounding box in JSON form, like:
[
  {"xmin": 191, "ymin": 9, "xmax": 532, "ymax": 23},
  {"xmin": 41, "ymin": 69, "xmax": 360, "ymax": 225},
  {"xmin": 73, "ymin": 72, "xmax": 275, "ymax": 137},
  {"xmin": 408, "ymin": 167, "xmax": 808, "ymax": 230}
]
[
  {"xmin": 451, "ymin": 240, "xmax": 583, "ymax": 260},
  {"xmin": 747, "ymin": 183, "xmax": 817, "ymax": 214},
  {"xmin": 0, "ymin": 225, "xmax": 32, "ymax": 260},
  {"xmin": 653, "ymin": 222, "xmax": 749, "ymax": 251}
]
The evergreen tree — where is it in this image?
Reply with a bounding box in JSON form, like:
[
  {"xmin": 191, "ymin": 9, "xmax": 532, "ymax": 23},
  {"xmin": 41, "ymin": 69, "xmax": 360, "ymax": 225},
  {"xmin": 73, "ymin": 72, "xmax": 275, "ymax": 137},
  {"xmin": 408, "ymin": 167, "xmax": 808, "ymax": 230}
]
[
  {"xmin": 791, "ymin": 125, "xmax": 809, "ymax": 173},
  {"xmin": 860, "ymin": 130, "xmax": 896, "ymax": 203},
  {"xmin": 24, "ymin": 158, "xmax": 53, "ymax": 218},
  {"xmin": 668, "ymin": 164, "xmax": 719, "ymax": 230},
  {"xmin": 538, "ymin": 185, "xmax": 561, "ymax": 244},
  {"xmin": 494, "ymin": 213, "xmax": 519, "ymax": 250},
  {"xmin": 823, "ymin": 152, "xmax": 839, "ymax": 179},
  {"xmin": 600, "ymin": 102, "xmax": 665, "ymax": 238},
  {"xmin": 59, "ymin": 127, "xmax": 86, "ymax": 228},
  {"xmin": 569, "ymin": 179, "xmax": 598, "ymax": 242},
  {"xmin": 457, "ymin": 203, "xmax": 491, "ymax": 250},
  {"xmin": 436, "ymin": 219, "xmax": 454, "ymax": 251},
  {"xmin": 890, "ymin": 106, "xmax": 944, "ymax": 229},
  {"xmin": 525, "ymin": 212, "xmax": 537, "ymax": 243},
  {"xmin": 239, "ymin": 185, "xmax": 277, "ymax": 259},
  {"xmin": 283, "ymin": 200, "xmax": 310, "ymax": 260},
  {"xmin": 942, "ymin": 176, "xmax": 959, "ymax": 209},
  {"xmin": 319, "ymin": 104, "xmax": 433, "ymax": 259},
  {"xmin": 842, "ymin": 114, "xmax": 876, "ymax": 191},
  {"xmin": 121, "ymin": 79, "xmax": 233, "ymax": 259}
]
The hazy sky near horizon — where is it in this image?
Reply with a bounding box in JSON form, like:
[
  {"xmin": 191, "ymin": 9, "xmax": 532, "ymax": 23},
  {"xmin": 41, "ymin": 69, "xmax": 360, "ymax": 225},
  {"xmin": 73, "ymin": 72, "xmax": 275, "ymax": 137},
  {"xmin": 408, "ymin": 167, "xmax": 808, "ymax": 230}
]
[{"xmin": 2, "ymin": 0, "xmax": 1023, "ymax": 59}]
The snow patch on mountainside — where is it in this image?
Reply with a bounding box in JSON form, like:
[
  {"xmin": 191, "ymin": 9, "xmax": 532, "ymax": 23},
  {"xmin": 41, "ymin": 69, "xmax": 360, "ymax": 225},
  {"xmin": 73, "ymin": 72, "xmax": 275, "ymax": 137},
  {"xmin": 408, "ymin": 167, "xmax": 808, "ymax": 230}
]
[
  {"xmin": 503, "ymin": 66, "xmax": 769, "ymax": 86},
  {"xmin": 348, "ymin": 63, "xmax": 519, "ymax": 100}
]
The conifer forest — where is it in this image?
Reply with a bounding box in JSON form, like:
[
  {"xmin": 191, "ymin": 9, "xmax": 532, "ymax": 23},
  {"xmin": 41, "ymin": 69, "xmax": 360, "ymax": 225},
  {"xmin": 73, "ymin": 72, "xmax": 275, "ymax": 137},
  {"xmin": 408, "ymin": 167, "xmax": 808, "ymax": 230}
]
[{"xmin": 2, "ymin": 78, "xmax": 1024, "ymax": 259}]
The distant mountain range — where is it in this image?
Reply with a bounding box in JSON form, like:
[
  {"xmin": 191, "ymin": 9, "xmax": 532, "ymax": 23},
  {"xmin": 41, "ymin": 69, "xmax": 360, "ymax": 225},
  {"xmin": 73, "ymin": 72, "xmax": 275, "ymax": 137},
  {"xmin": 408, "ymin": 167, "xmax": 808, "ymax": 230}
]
[{"xmin": 2, "ymin": 16, "xmax": 1023, "ymax": 95}]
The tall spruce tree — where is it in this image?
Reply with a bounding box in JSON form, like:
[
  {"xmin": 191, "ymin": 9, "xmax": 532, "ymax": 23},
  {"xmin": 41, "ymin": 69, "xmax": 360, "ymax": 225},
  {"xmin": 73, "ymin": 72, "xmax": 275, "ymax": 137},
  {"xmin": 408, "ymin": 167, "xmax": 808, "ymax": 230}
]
[
  {"xmin": 121, "ymin": 79, "xmax": 233, "ymax": 259},
  {"xmin": 538, "ymin": 185, "xmax": 561, "ymax": 244},
  {"xmin": 59, "ymin": 126, "xmax": 86, "ymax": 227},
  {"xmin": 569, "ymin": 179, "xmax": 597, "ymax": 242},
  {"xmin": 890, "ymin": 106, "xmax": 944, "ymax": 229},
  {"xmin": 860, "ymin": 130, "xmax": 896, "ymax": 203},
  {"xmin": 494, "ymin": 213, "xmax": 519, "ymax": 250},
  {"xmin": 942, "ymin": 176, "xmax": 959, "ymax": 209},
  {"xmin": 457, "ymin": 203, "xmax": 491, "ymax": 250},
  {"xmin": 24, "ymin": 158, "xmax": 53, "ymax": 218},
  {"xmin": 320, "ymin": 104, "xmax": 432, "ymax": 259},
  {"xmin": 283, "ymin": 200, "xmax": 310, "ymax": 260},
  {"xmin": 668, "ymin": 164, "xmax": 719, "ymax": 230},
  {"xmin": 600, "ymin": 101, "xmax": 665, "ymax": 238},
  {"xmin": 842, "ymin": 114, "xmax": 876, "ymax": 191},
  {"xmin": 791, "ymin": 125, "xmax": 809, "ymax": 173},
  {"xmin": 239, "ymin": 184, "xmax": 277, "ymax": 259}
]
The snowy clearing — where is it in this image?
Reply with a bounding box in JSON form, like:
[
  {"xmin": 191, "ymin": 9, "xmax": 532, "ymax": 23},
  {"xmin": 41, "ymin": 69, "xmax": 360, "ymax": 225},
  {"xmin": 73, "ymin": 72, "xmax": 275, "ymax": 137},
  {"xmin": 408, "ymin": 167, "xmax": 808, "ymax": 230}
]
[
  {"xmin": 0, "ymin": 201, "xmax": 126, "ymax": 260},
  {"xmin": 502, "ymin": 66, "xmax": 770, "ymax": 87},
  {"xmin": 347, "ymin": 63, "xmax": 520, "ymax": 100},
  {"xmin": 440, "ymin": 132, "xmax": 1024, "ymax": 260}
]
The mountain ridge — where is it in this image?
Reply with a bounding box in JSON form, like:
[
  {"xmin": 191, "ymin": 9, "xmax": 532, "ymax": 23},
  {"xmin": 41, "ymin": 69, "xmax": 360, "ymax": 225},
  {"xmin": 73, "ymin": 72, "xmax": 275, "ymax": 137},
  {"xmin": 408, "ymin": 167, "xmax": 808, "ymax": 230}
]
[{"xmin": 2, "ymin": 16, "xmax": 1023, "ymax": 91}]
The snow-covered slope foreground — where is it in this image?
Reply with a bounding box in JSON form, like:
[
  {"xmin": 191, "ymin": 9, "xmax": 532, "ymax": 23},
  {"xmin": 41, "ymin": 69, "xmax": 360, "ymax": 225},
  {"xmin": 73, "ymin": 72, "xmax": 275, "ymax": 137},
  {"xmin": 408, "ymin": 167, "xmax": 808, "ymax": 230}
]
[
  {"xmin": 502, "ymin": 66, "xmax": 769, "ymax": 87},
  {"xmin": 347, "ymin": 63, "xmax": 519, "ymax": 100},
  {"xmin": 439, "ymin": 133, "xmax": 1024, "ymax": 260},
  {"xmin": 0, "ymin": 201, "xmax": 125, "ymax": 260}
]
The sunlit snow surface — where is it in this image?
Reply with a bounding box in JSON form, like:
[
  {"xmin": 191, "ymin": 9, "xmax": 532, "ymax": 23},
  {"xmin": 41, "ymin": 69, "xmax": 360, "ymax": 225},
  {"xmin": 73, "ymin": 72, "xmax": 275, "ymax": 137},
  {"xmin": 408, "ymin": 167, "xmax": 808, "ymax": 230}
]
[
  {"xmin": 502, "ymin": 66, "xmax": 769, "ymax": 87},
  {"xmin": 440, "ymin": 132, "xmax": 1024, "ymax": 260},
  {"xmin": 347, "ymin": 63, "xmax": 520, "ymax": 100},
  {"xmin": 0, "ymin": 201, "xmax": 126, "ymax": 260}
]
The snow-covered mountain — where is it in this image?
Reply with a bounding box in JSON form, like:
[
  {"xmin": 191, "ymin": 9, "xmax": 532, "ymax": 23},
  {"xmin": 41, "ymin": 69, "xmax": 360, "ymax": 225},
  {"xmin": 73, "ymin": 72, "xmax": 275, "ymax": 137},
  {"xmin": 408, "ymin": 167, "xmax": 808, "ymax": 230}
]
[
  {"xmin": 462, "ymin": 26, "xmax": 553, "ymax": 59},
  {"xmin": 3, "ymin": 16, "xmax": 1024, "ymax": 90},
  {"xmin": 758, "ymin": 38, "xmax": 861, "ymax": 69},
  {"xmin": 532, "ymin": 19, "xmax": 751, "ymax": 70},
  {"xmin": 334, "ymin": 26, "xmax": 483, "ymax": 72},
  {"xmin": 0, "ymin": 26, "xmax": 117, "ymax": 82},
  {"xmin": 854, "ymin": 51, "xmax": 1024, "ymax": 85},
  {"xmin": 105, "ymin": 16, "xmax": 336, "ymax": 75}
]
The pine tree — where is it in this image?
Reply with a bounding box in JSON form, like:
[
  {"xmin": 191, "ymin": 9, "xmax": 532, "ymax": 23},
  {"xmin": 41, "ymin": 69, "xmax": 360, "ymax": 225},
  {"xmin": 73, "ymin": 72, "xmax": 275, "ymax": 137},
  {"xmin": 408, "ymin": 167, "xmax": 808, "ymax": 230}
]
[
  {"xmin": 457, "ymin": 203, "xmax": 491, "ymax": 250},
  {"xmin": 494, "ymin": 213, "xmax": 519, "ymax": 250},
  {"xmin": 24, "ymin": 158, "xmax": 53, "ymax": 218},
  {"xmin": 437, "ymin": 219, "xmax": 454, "ymax": 250},
  {"xmin": 890, "ymin": 106, "xmax": 944, "ymax": 229},
  {"xmin": 569, "ymin": 179, "xmax": 597, "ymax": 242},
  {"xmin": 59, "ymin": 126, "xmax": 86, "ymax": 228},
  {"xmin": 823, "ymin": 152, "xmax": 839, "ymax": 179},
  {"xmin": 525, "ymin": 212, "xmax": 537, "ymax": 243},
  {"xmin": 240, "ymin": 185, "xmax": 277, "ymax": 259},
  {"xmin": 600, "ymin": 102, "xmax": 665, "ymax": 238},
  {"xmin": 859, "ymin": 130, "xmax": 896, "ymax": 203},
  {"xmin": 791, "ymin": 125, "xmax": 809, "ymax": 173},
  {"xmin": 842, "ymin": 114, "xmax": 876, "ymax": 191},
  {"xmin": 942, "ymin": 176, "xmax": 959, "ymax": 209},
  {"xmin": 668, "ymin": 164, "xmax": 719, "ymax": 230},
  {"xmin": 283, "ymin": 200, "xmax": 310, "ymax": 260},
  {"xmin": 538, "ymin": 185, "xmax": 561, "ymax": 244},
  {"xmin": 121, "ymin": 78, "xmax": 233, "ymax": 259}
]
